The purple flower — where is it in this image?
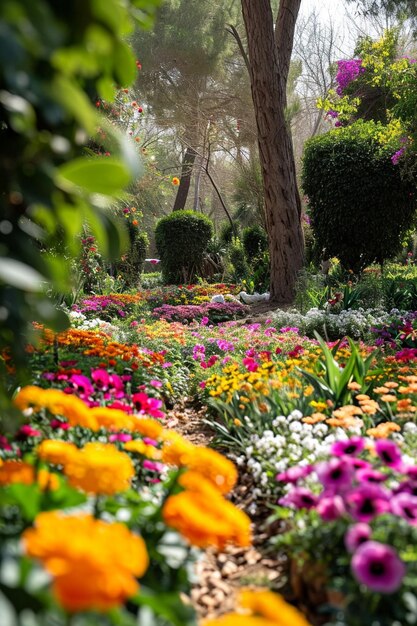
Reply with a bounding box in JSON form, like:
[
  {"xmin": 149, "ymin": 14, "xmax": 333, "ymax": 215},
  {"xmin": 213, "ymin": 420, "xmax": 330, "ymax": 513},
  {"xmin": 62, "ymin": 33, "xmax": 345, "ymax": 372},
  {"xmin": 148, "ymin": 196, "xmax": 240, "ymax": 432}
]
[
  {"xmin": 316, "ymin": 458, "xmax": 354, "ymax": 492},
  {"xmin": 391, "ymin": 493, "xmax": 417, "ymax": 525},
  {"xmin": 317, "ymin": 495, "xmax": 346, "ymax": 521},
  {"xmin": 345, "ymin": 523, "xmax": 372, "ymax": 553},
  {"xmin": 335, "ymin": 58, "xmax": 365, "ymax": 95},
  {"xmin": 351, "ymin": 541, "xmax": 405, "ymax": 593},
  {"xmin": 276, "ymin": 465, "xmax": 313, "ymax": 484},
  {"xmin": 375, "ymin": 440, "xmax": 403, "ymax": 470},
  {"xmin": 391, "ymin": 147, "xmax": 405, "ymax": 165},
  {"xmin": 347, "ymin": 485, "xmax": 390, "ymax": 522},
  {"xmin": 279, "ymin": 487, "xmax": 318, "ymax": 510},
  {"xmin": 356, "ymin": 468, "xmax": 387, "ymax": 484},
  {"xmin": 331, "ymin": 437, "xmax": 365, "ymax": 457}
]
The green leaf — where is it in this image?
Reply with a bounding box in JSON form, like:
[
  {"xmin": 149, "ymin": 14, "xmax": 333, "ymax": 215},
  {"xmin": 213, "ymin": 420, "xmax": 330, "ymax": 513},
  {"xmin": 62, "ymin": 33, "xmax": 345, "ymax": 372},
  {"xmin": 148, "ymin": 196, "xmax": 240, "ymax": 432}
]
[
  {"xmin": 132, "ymin": 587, "xmax": 196, "ymax": 626},
  {"xmin": 0, "ymin": 583, "xmax": 44, "ymax": 615},
  {"xmin": 0, "ymin": 259, "xmax": 45, "ymax": 292},
  {"xmin": 114, "ymin": 41, "xmax": 137, "ymax": 86},
  {"xmin": 58, "ymin": 157, "xmax": 131, "ymax": 195}
]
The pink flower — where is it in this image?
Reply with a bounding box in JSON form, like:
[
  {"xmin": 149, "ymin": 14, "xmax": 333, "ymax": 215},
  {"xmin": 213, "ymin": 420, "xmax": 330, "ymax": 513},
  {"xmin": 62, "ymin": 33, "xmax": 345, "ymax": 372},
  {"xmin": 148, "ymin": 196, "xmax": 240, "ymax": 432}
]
[
  {"xmin": 50, "ymin": 419, "xmax": 70, "ymax": 431},
  {"xmin": 16, "ymin": 425, "xmax": 42, "ymax": 439},
  {"xmin": 109, "ymin": 433, "xmax": 132, "ymax": 443}
]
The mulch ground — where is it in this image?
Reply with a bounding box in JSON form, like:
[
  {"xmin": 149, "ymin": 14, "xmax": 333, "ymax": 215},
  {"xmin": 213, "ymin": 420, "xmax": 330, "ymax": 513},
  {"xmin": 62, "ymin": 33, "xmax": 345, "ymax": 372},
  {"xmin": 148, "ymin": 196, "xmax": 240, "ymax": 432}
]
[{"xmin": 166, "ymin": 402, "xmax": 286, "ymax": 620}]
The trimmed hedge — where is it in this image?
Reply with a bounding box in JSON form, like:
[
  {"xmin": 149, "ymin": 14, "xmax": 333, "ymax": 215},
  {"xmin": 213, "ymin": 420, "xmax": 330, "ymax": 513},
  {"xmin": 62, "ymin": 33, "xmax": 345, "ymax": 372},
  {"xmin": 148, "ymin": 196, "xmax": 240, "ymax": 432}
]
[
  {"xmin": 302, "ymin": 121, "xmax": 417, "ymax": 273},
  {"xmin": 155, "ymin": 210, "xmax": 213, "ymax": 284}
]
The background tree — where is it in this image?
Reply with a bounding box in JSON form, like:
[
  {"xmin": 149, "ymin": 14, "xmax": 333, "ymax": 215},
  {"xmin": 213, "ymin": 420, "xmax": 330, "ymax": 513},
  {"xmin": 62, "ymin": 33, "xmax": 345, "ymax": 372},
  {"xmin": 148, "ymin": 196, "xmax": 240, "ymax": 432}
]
[{"xmin": 241, "ymin": 0, "xmax": 304, "ymax": 305}]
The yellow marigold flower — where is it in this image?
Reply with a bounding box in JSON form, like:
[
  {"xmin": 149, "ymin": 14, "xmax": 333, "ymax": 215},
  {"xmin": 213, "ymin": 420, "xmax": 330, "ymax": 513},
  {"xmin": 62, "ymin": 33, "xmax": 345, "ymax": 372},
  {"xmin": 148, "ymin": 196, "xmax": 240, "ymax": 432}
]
[
  {"xmin": 132, "ymin": 417, "xmax": 164, "ymax": 439},
  {"xmin": 64, "ymin": 443, "xmax": 134, "ymax": 495},
  {"xmin": 163, "ymin": 472, "xmax": 251, "ymax": 550},
  {"xmin": 37, "ymin": 440, "xmax": 78, "ymax": 466},
  {"xmin": 23, "ymin": 512, "xmax": 148, "ymax": 612},
  {"xmin": 202, "ymin": 590, "xmax": 311, "ymax": 626},
  {"xmin": 124, "ymin": 440, "xmax": 162, "ymax": 460},
  {"xmin": 15, "ymin": 386, "xmax": 98, "ymax": 430},
  {"xmin": 0, "ymin": 460, "xmax": 58, "ymax": 490},
  {"xmin": 90, "ymin": 407, "xmax": 135, "ymax": 431}
]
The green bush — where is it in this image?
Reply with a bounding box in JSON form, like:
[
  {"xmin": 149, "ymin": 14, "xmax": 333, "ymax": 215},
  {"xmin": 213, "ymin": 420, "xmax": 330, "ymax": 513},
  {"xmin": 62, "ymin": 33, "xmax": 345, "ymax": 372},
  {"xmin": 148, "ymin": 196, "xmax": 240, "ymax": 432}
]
[
  {"xmin": 219, "ymin": 221, "xmax": 238, "ymax": 246},
  {"xmin": 302, "ymin": 121, "xmax": 417, "ymax": 273},
  {"xmin": 115, "ymin": 229, "xmax": 148, "ymax": 286},
  {"xmin": 228, "ymin": 238, "xmax": 249, "ymax": 282},
  {"xmin": 155, "ymin": 210, "xmax": 213, "ymax": 284},
  {"xmin": 242, "ymin": 225, "xmax": 268, "ymax": 261}
]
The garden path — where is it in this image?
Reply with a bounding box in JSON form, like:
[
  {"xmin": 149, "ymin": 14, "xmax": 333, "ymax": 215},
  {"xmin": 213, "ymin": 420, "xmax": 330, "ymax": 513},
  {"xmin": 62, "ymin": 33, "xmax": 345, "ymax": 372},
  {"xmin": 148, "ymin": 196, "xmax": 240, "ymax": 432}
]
[{"xmin": 165, "ymin": 401, "xmax": 286, "ymax": 619}]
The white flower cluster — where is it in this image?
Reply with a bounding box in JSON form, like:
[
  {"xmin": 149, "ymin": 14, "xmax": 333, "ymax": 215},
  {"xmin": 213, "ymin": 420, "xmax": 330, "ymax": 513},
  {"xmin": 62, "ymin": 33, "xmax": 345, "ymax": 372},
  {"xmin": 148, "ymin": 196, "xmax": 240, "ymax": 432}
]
[
  {"xmin": 68, "ymin": 311, "xmax": 119, "ymax": 334},
  {"xmin": 234, "ymin": 410, "xmax": 362, "ymax": 506},
  {"xmin": 271, "ymin": 307, "xmax": 399, "ymax": 339}
]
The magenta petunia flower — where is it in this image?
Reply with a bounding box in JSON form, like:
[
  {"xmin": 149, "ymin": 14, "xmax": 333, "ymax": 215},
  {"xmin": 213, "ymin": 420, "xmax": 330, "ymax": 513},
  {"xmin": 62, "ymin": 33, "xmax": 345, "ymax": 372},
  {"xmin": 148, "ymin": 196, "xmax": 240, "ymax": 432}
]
[
  {"xmin": 316, "ymin": 458, "xmax": 354, "ymax": 492},
  {"xmin": 276, "ymin": 465, "xmax": 313, "ymax": 484},
  {"xmin": 91, "ymin": 368, "xmax": 110, "ymax": 390},
  {"xmin": 345, "ymin": 523, "xmax": 372, "ymax": 553},
  {"xmin": 331, "ymin": 437, "xmax": 365, "ymax": 457},
  {"xmin": 351, "ymin": 541, "xmax": 405, "ymax": 593},
  {"xmin": 356, "ymin": 468, "xmax": 388, "ymax": 484},
  {"xmin": 317, "ymin": 495, "xmax": 346, "ymax": 521},
  {"xmin": 375, "ymin": 440, "xmax": 403, "ymax": 470},
  {"xmin": 278, "ymin": 487, "xmax": 318, "ymax": 510},
  {"xmin": 391, "ymin": 492, "xmax": 417, "ymax": 525},
  {"xmin": 347, "ymin": 484, "xmax": 390, "ymax": 522}
]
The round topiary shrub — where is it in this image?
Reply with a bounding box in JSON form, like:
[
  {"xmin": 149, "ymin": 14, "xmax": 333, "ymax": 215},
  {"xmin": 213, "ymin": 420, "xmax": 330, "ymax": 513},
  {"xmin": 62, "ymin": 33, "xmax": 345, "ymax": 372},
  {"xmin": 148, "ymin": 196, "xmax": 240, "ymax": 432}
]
[
  {"xmin": 114, "ymin": 227, "xmax": 149, "ymax": 287},
  {"xmin": 302, "ymin": 120, "xmax": 417, "ymax": 273},
  {"xmin": 242, "ymin": 224, "xmax": 268, "ymax": 261},
  {"xmin": 155, "ymin": 210, "xmax": 213, "ymax": 284}
]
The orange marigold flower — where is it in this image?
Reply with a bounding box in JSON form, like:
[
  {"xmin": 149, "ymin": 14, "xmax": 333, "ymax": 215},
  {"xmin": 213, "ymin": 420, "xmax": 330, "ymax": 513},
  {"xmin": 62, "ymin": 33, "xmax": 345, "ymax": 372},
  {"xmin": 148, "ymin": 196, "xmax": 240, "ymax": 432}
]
[
  {"xmin": 302, "ymin": 412, "xmax": 327, "ymax": 424},
  {"xmin": 356, "ymin": 394, "xmax": 370, "ymax": 402},
  {"xmin": 172, "ymin": 176, "xmax": 180, "ymax": 186},
  {"xmin": 37, "ymin": 440, "xmax": 78, "ymax": 466},
  {"xmin": 384, "ymin": 381, "xmax": 399, "ymax": 389},
  {"xmin": 347, "ymin": 381, "xmax": 361, "ymax": 391},
  {"xmin": 381, "ymin": 394, "xmax": 397, "ymax": 403},
  {"xmin": 162, "ymin": 433, "xmax": 237, "ymax": 493},
  {"xmin": 202, "ymin": 590, "xmax": 311, "ymax": 626},
  {"xmin": 23, "ymin": 512, "xmax": 148, "ymax": 612},
  {"xmin": 162, "ymin": 472, "xmax": 251, "ymax": 549},
  {"xmin": 64, "ymin": 443, "xmax": 134, "ymax": 495},
  {"xmin": 397, "ymin": 398, "xmax": 413, "ymax": 411},
  {"xmin": 0, "ymin": 460, "xmax": 58, "ymax": 490},
  {"xmin": 367, "ymin": 422, "xmax": 401, "ymax": 438},
  {"xmin": 374, "ymin": 386, "xmax": 389, "ymax": 394}
]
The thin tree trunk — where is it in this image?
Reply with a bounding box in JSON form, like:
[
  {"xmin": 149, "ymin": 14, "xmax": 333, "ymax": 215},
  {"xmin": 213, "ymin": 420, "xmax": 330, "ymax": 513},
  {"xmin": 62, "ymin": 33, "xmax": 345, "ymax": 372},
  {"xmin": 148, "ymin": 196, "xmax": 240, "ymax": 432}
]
[
  {"xmin": 172, "ymin": 146, "xmax": 197, "ymax": 211},
  {"xmin": 241, "ymin": 0, "xmax": 304, "ymax": 305},
  {"xmin": 193, "ymin": 155, "xmax": 202, "ymax": 211}
]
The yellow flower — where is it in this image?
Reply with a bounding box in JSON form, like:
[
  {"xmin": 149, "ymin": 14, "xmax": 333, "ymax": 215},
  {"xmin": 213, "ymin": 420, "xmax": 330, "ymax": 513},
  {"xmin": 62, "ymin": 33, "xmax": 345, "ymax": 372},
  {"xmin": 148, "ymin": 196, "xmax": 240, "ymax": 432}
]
[
  {"xmin": 14, "ymin": 386, "xmax": 98, "ymax": 430},
  {"xmin": 23, "ymin": 512, "xmax": 148, "ymax": 612},
  {"xmin": 64, "ymin": 443, "xmax": 134, "ymax": 495},
  {"xmin": 90, "ymin": 407, "xmax": 135, "ymax": 431},
  {"xmin": 202, "ymin": 590, "xmax": 311, "ymax": 626},
  {"xmin": 37, "ymin": 440, "xmax": 78, "ymax": 465},
  {"xmin": 132, "ymin": 417, "xmax": 164, "ymax": 439},
  {"xmin": 124, "ymin": 440, "xmax": 162, "ymax": 460}
]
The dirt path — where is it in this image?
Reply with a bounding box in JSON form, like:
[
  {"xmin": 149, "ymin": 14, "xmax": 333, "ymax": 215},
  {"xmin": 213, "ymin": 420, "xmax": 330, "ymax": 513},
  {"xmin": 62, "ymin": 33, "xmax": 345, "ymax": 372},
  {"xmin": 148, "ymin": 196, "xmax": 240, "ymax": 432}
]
[{"xmin": 166, "ymin": 403, "xmax": 285, "ymax": 619}]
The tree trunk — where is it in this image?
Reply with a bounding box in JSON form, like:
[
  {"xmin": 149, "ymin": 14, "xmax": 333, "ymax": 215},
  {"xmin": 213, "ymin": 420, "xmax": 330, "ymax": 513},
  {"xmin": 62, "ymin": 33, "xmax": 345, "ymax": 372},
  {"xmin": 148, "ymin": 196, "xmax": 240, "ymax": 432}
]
[
  {"xmin": 172, "ymin": 146, "xmax": 197, "ymax": 211},
  {"xmin": 241, "ymin": 0, "xmax": 304, "ymax": 305}
]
